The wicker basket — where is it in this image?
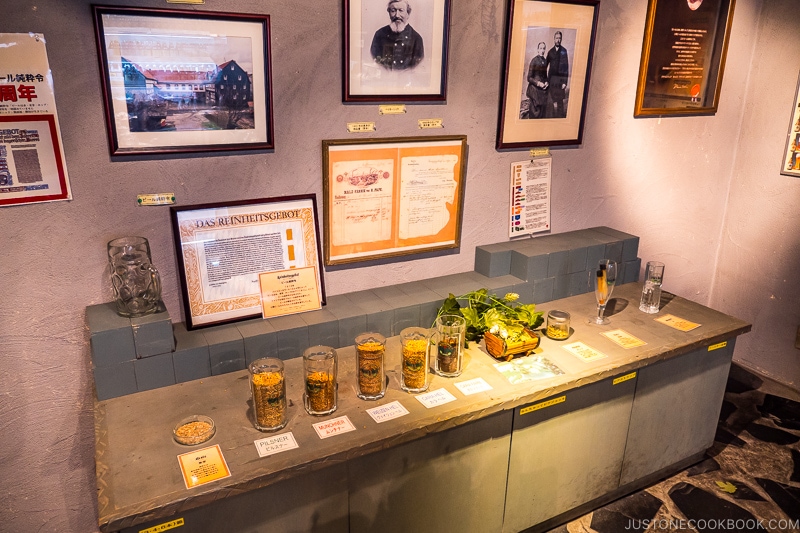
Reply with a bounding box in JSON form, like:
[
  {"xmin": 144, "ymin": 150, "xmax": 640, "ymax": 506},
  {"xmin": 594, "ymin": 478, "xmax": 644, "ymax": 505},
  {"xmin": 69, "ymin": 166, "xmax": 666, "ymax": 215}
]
[{"xmin": 484, "ymin": 328, "xmax": 541, "ymax": 361}]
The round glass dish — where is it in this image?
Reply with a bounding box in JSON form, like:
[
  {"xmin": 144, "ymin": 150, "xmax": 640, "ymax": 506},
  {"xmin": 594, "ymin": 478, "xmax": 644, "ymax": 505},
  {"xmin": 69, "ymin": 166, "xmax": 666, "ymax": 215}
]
[{"xmin": 173, "ymin": 415, "xmax": 215, "ymax": 446}]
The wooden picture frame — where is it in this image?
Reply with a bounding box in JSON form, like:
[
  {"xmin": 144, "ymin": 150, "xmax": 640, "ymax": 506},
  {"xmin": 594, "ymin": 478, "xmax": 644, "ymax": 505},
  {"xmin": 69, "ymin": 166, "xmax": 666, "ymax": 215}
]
[
  {"xmin": 496, "ymin": 0, "xmax": 600, "ymax": 149},
  {"xmin": 634, "ymin": 0, "xmax": 736, "ymax": 117},
  {"xmin": 170, "ymin": 195, "xmax": 325, "ymax": 329},
  {"xmin": 343, "ymin": 0, "xmax": 451, "ymax": 102},
  {"xmin": 92, "ymin": 5, "xmax": 274, "ymax": 155},
  {"xmin": 781, "ymin": 72, "xmax": 800, "ymax": 178},
  {"xmin": 322, "ymin": 135, "xmax": 467, "ymax": 265}
]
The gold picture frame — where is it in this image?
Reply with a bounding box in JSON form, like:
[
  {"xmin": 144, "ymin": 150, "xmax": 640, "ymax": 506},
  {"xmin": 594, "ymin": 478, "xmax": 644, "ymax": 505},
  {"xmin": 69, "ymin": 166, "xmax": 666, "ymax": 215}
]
[
  {"xmin": 781, "ymin": 72, "xmax": 800, "ymax": 178},
  {"xmin": 634, "ymin": 0, "xmax": 736, "ymax": 117},
  {"xmin": 322, "ymin": 136, "xmax": 467, "ymax": 265}
]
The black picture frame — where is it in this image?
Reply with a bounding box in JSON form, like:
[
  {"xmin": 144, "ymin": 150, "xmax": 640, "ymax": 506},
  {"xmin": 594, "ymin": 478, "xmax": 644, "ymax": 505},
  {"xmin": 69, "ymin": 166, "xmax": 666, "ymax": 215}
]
[
  {"xmin": 496, "ymin": 0, "xmax": 600, "ymax": 149},
  {"xmin": 170, "ymin": 195, "xmax": 326, "ymax": 329},
  {"xmin": 92, "ymin": 5, "xmax": 274, "ymax": 155},
  {"xmin": 343, "ymin": 0, "xmax": 451, "ymax": 102},
  {"xmin": 634, "ymin": 0, "xmax": 736, "ymax": 117}
]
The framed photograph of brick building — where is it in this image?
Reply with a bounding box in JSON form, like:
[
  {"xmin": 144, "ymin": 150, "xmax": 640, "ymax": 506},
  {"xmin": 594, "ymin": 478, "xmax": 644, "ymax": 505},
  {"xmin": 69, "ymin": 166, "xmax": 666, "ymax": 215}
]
[{"xmin": 93, "ymin": 6, "xmax": 274, "ymax": 155}]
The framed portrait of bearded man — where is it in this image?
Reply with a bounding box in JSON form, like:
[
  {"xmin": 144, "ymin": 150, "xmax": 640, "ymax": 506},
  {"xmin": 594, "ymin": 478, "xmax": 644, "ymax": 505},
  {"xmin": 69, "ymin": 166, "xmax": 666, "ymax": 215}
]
[{"xmin": 344, "ymin": 0, "xmax": 452, "ymax": 102}]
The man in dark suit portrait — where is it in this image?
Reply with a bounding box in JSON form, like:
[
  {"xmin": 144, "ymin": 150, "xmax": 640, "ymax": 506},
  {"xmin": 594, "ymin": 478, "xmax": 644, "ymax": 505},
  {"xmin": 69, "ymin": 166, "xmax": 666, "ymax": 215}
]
[
  {"xmin": 546, "ymin": 30, "xmax": 569, "ymax": 118},
  {"xmin": 370, "ymin": 0, "xmax": 424, "ymax": 71}
]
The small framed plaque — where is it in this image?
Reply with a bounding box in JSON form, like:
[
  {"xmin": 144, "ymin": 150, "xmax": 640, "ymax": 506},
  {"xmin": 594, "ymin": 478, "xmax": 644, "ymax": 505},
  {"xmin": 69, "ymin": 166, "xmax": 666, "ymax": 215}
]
[{"xmin": 170, "ymin": 195, "xmax": 325, "ymax": 329}]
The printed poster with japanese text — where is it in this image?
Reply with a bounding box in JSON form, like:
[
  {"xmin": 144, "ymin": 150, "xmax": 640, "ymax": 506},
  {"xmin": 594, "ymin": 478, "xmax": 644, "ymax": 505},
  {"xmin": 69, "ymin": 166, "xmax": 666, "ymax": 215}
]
[{"xmin": 0, "ymin": 33, "xmax": 71, "ymax": 207}]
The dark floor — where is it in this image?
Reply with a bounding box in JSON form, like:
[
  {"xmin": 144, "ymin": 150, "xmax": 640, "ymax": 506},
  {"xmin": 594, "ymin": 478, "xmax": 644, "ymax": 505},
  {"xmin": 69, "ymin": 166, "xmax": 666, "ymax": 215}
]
[{"xmin": 549, "ymin": 364, "xmax": 800, "ymax": 533}]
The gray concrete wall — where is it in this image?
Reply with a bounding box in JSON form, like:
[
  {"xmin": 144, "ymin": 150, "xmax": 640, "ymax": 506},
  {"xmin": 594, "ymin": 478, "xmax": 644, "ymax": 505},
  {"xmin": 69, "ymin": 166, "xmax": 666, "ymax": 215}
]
[
  {"xmin": 710, "ymin": 0, "xmax": 800, "ymax": 390},
  {"xmin": 2, "ymin": 0, "xmax": 793, "ymax": 531}
]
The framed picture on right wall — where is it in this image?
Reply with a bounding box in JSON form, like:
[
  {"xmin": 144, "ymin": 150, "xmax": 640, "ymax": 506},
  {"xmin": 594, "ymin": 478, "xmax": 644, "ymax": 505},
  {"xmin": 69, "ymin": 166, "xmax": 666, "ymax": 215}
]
[{"xmin": 781, "ymin": 72, "xmax": 800, "ymax": 178}]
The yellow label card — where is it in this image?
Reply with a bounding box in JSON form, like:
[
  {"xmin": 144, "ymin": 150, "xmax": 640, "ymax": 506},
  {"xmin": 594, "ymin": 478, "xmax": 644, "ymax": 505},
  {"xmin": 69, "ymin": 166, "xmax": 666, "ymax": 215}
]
[
  {"xmin": 613, "ymin": 372, "xmax": 637, "ymax": 385},
  {"xmin": 655, "ymin": 314, "xmax": 701, "ymax": 332},
  {"xmin": 418, "ymin": 118, "xmax": 444, "ymax": 129},
  {"xmin": 520, "ymin": 395, "xmax": 566, "ymax": 415},
  {"xmin": 259, "ymin": 266, "xmax": 322, "ymax": 319},
  {"xmin": 137, "ymin": 193, "xmax": 175, "ymax": 206},
  {"xmin": 379, "ymin": 104, "xmax": 406, "ymax": 115},
  {"xmin": 708, "ymin": 341, "xmax": 728, "ymax": 351},
  {"xmin": 529, "ymin": 147, "xmax": 550, "ymax": 158},
  {"xmin": 562, "ymin": 341, "xmax": 608, "ymax": 362},
  {"xmin": 140, "ymin": 518, "xmax": 185, "ymax": 533},
  {"xmin": 177, "ymin": 444, "xmax": 231, "ymax": 490},
  {"xmin": 346, "ymin": 121, "xmax": 376, "ymax": 133},
  {"xmin": 602, "ymin": 329, "xmax": 647, "ymax": 349}
]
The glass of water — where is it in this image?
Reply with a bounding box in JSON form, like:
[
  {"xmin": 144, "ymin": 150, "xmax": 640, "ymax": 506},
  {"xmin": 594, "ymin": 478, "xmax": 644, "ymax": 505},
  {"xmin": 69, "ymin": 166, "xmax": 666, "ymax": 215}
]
[{"xmin": 639, "ymin": 261, "xmax": 665, "ymax": 313}]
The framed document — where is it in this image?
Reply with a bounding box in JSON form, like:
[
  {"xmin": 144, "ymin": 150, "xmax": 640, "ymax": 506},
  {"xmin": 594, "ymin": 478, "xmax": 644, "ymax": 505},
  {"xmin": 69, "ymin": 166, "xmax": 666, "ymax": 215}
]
[
  {"xmin": 496, "ymin": 0, "xmax": 600, "ymax": 149},
  {"xmin": 322, "ymin": 135, "xmax": 467, "ymax": 265},
  {"xmin": 170, "ymin": 195, "xmax": 325, "ymax": 329},
  {"xmin": 93, "ymin": 5, "xmax": 274, "ymax": 155},
  {"xmin": 343, "ymin": 0, "xmax": 451, "ymax": 102},
  {"xmin": 634, "ymin": 0, "xmax": 735, "ymax": 117},
  {"xmin": 781, "ymin": 72, "xmax": 800, "ymax": 178}
]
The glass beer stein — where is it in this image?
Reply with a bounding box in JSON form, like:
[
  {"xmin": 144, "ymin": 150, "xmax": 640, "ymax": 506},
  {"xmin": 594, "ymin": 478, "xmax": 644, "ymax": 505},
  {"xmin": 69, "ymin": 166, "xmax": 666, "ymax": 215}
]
[{"xmin": 107, "ymin": 236, "xmax": 162, "ymax": 317}]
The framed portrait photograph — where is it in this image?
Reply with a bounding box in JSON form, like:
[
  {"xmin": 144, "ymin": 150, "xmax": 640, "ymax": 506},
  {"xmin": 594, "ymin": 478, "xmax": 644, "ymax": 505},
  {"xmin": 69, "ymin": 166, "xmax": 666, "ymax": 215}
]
[
  {"xmin": 92, "ymin": 5, "xmax": 274, "ymax": 156},
  {"xmin": 322, "ymin": 136, "xmax": 467, "ymax": 265},
  {"xmin": 170, "ymin": 195, "xmax": 326, "ymax": 329},
  {"xmin": 343, "ymin": 0, "xmax": 451, "ymax": 102},
  {"xmin": 496, "ymin": 0, "xmax": 599, "ymax": 149},
  {"xmin": 634, "ymin": 0, "xmax": 735, "ymax": 117},
  {"xmin": 781, "ymin": 72, "xmax": 800, "ymax": 178}
]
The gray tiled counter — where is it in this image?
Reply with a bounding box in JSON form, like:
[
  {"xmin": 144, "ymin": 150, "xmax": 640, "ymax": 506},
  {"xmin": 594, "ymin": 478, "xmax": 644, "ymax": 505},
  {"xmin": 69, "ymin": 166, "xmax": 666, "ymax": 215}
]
[{"xmin": 95, "ymin": 283, "xmax": 749, "ymax": 533}]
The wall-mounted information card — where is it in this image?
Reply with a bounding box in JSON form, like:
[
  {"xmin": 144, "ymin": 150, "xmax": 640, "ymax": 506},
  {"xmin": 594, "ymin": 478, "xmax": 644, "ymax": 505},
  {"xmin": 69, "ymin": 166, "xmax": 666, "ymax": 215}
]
[{"xmin": 509, "ymin": 158, "xmax": 551, "ymax": 237}]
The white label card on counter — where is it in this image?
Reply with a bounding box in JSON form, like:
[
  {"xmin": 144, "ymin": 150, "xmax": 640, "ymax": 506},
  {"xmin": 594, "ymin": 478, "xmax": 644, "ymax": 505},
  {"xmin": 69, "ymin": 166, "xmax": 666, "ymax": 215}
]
[
  {"xmin": 312, "ymin": 415, "xmax": 356, "ymax": 439},
  {"xmin": 454, "ymin": 378, "xmax": 493, "ymax": 396},
  {"xmin": 562, "ymin": 341, "xmax": 608, "ymax": 362},
  {"xmin": 254, "ymin": 432, "xmax": 299, "ymax": 458},
  {"xmin": 416, "ymin": 388, "xmax": 457, "ymax": 408},
  {"xmin": 366, "ymin": 401, "xmax": 410, "ymax": 423}
]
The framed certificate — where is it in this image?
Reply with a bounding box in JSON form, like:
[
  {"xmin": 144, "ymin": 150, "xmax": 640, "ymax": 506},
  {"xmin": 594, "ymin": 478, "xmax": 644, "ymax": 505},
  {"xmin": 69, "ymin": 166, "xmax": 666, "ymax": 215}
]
[
  {"xmin": 170, "ymin": 195, "xmax": 325, "ymax": 329},
  {"xmin": 634, "ymin": 0, "xmax": 736, "ymax": 117},
  {"xmin": 322, "ymin": 136, "xmax": 467, "ymax": 265}
]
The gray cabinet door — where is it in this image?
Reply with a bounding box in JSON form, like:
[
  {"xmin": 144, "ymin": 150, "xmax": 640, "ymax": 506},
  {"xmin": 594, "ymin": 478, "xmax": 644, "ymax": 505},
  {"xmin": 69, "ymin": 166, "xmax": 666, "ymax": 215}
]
[
  {"xmin": 503, "ymin": 373, "xmax": 637, "ymax": 532},
  {"xmin": 348, "ymin": 410, "xmax": 513, "ymax": 533},
  {"xmin": 119, "ymin": 463, "xmax": 349, "ymax": 533},
  {"xmin": 620, "ymin": 340, "xmax": 735, "ymax": 486}
]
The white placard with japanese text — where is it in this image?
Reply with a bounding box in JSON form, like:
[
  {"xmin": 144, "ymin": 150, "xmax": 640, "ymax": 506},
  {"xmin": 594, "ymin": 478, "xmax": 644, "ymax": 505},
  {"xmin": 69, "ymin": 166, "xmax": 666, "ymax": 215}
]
[
  {"xmin": 415, "ymin": 388, "xmax": 457, "ymax": 408},
  {"xmin": 509, "ymin": 158, "xmax": 550, "ymax": 237},
  {"xmin": 0, "ymin": 33, "xmax": 71, "ymax": 207},
  {"xmin": 312, "ymin": 415, "xmax": 356, "ymax": 439}
]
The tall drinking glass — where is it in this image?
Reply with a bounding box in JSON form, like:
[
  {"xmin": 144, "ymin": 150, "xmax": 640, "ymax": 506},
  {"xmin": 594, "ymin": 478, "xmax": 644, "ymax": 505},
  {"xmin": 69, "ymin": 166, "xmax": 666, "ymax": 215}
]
[
  {"xmin": 639, "ymin": 261, "xmax": 665, "ymax": 313},
  {"xmin": 588, "ymin": 260, "xmax": 617, "ymax": 325}
]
